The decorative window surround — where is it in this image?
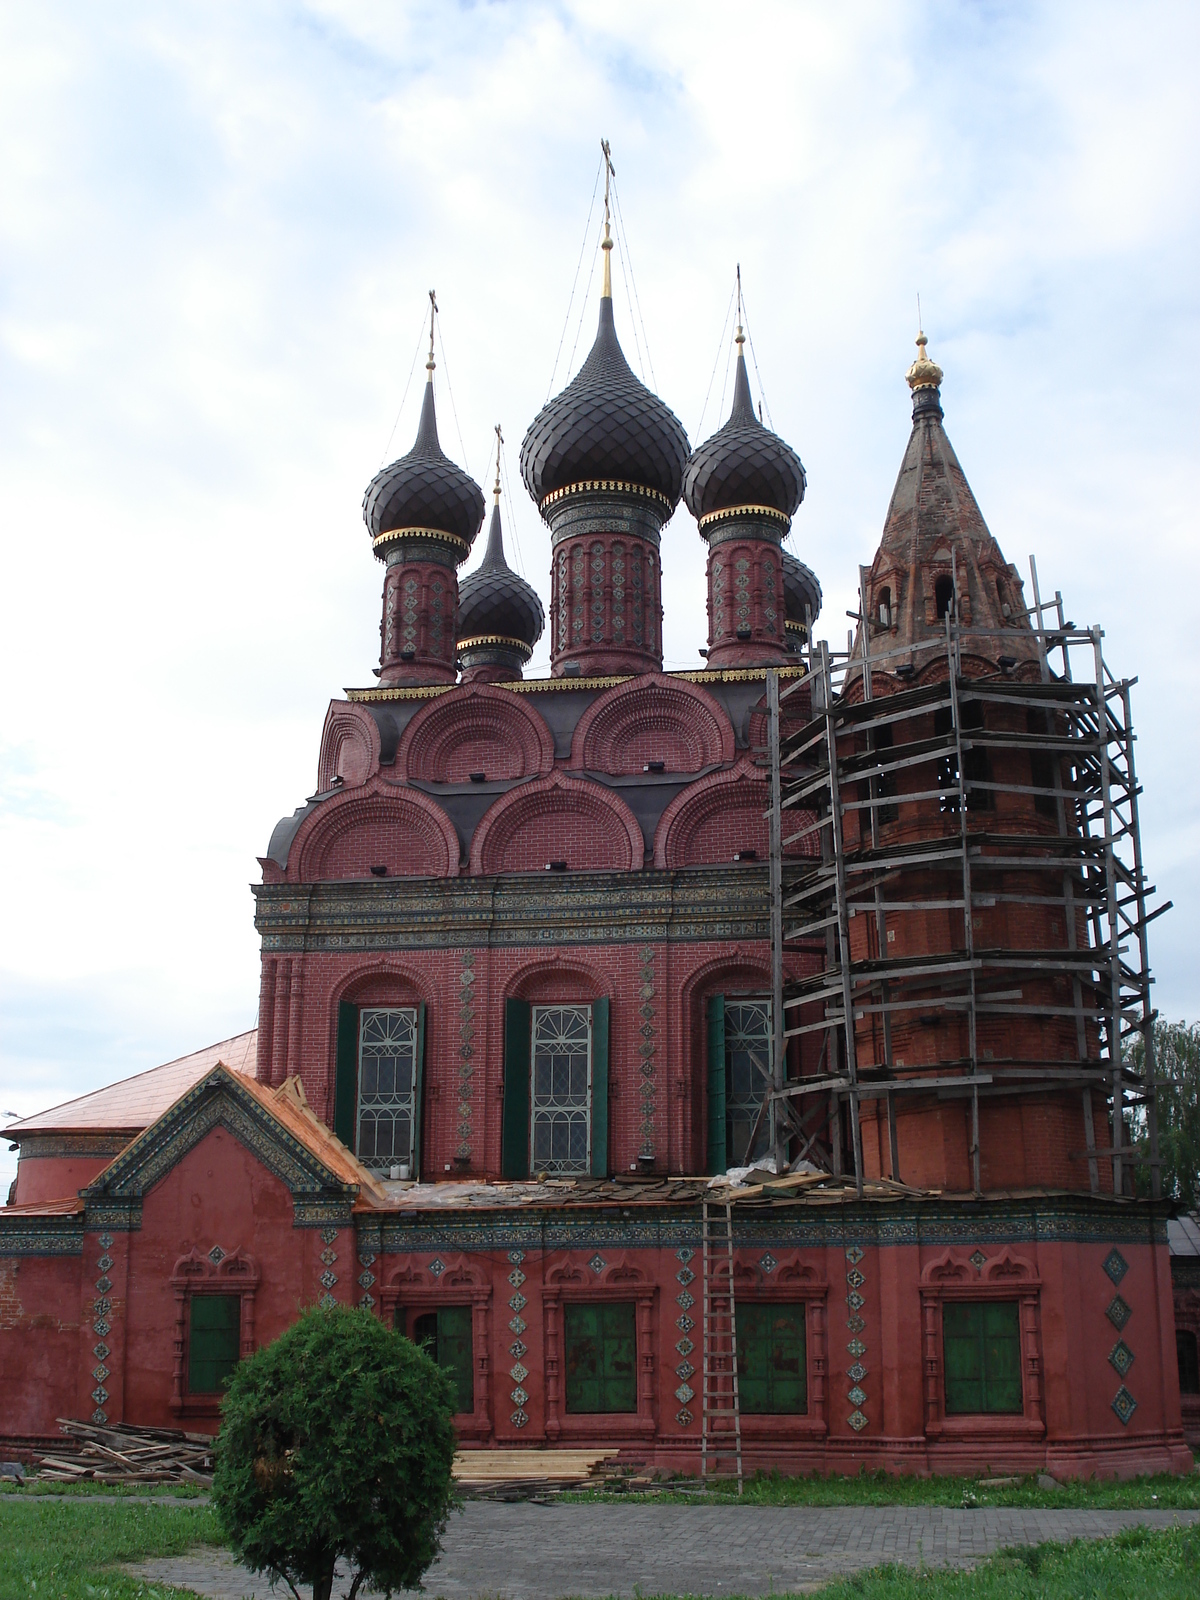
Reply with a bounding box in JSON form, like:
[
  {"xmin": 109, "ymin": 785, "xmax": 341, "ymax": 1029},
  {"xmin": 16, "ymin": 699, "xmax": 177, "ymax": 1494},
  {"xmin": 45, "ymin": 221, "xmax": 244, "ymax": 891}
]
[
  {"xmin": 718, "ymin": 1256, "xmax": 829, "ymax": 1439},
  {"xmin": 542, "ymin": 1260, "xmax": 657, "ymax": 1440},
  {"xmin": 381, "ymin": 1258, "xmax": 493, "ymax": 1441},
  {"xmin": 919, "ymin": 1249, "xmax": 1044, "ymax": 1440},
  {"xmin": 170, "ymin": 1248, "xmax": 260, "ymax": 1418}
]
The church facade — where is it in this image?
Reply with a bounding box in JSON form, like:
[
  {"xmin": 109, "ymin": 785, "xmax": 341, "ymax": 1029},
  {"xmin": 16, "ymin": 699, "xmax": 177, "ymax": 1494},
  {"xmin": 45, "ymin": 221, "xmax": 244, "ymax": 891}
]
[{"xmin": 1, "ymin": 219, "xmax": 1191, "ymax": 1475}]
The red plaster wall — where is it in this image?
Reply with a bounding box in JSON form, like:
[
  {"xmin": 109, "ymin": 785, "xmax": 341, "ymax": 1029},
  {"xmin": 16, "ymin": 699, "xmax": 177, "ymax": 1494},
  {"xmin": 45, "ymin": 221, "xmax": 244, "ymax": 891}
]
[
  {"xmin": 13, "ymin": 1156, "xmax": 113, "ymax": 1207},
  {"xmin": 0, "ymin": 1255, "xmax": 82, "ymax": 1437}
]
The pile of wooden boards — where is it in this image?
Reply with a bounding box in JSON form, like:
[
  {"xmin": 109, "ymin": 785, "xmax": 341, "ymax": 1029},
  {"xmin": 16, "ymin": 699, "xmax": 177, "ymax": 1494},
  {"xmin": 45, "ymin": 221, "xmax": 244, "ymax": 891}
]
[
  {"xmin": 35, "ymin": 1418, "xmax": 215, "ymax": 1484},
  {"xmin": 452, "ymin": 1447, "xmax": 625, "ymax": 1498}
]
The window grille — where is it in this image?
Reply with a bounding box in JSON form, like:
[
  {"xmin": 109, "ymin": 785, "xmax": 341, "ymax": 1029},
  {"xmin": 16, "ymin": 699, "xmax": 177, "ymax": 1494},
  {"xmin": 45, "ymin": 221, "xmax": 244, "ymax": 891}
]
[
  {"xmin": 530, "ymin": 1005, "xmax": 591, "ymax": 1174},
  {"xmin": 724, "ymin": 999, "xmax": 772, "ymax": 1166},
  {"xmin": 736, "ymin": 1302, "xmax": 807, "ymax": 1414},
  {"xmin": 564, "ymin": 1302, "xmax": 636, "ymax": 1413},
  {"xmin": 943, "ymin": 1301, "xmax": 1022, "ymax": 1414},
  {"xmin": 411, "ymin": 1306, "xmax": 474, "ymax": 1413},
  {"xmin": 357, "ymin": 1007, "xmax": 418, "ymax": 1169},
  {"xmin": 187, "ymin": 1294, "xmax": 240, "ymax": 1395}
]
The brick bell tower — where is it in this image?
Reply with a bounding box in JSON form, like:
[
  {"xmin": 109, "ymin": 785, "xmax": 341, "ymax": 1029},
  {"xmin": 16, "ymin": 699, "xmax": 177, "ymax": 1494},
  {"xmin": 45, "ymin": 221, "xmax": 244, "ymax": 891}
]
[
  {"xmin": 361, "ymin": 295, "xmax": 485, "ymax": 687},
  {"xmin": 683, "ymin": 279, "xmax": 808, "ymax": 669},
  {"xmin": 519, "ymin": 159, "xmax": 689, "ymax": 678}
]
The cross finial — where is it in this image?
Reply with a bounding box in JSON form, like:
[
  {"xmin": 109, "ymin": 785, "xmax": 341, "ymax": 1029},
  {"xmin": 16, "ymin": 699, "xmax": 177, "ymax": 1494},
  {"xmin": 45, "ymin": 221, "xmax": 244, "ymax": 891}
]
[
  {"xmin": 600, "ymin": 138, "xmax": 615, "ymax": 299},
  {"xmin": 426, "ymin": 289, "xmax": 437, "ymax": 376},
  {"xmin": 493, "ymin": 423, "xmax": 503, "ymax": 502},
  {"xmin": 735, "ymin": 263, "xmax": 745, "ymax": 347}
]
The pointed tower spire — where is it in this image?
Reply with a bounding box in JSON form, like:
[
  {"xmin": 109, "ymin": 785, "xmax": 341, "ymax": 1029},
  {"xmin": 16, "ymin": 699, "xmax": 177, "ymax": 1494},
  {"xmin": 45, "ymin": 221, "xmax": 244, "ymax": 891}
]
[{"xmin": 854, "ymin": 326, "xmax": 1038, "ymax": 677}]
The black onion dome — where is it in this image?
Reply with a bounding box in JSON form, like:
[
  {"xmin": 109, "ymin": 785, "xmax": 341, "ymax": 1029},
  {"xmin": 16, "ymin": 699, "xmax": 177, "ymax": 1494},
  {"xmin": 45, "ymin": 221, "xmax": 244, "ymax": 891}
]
[
  {"xmin": 782, "ymin": 548, "xmax": 822, "ymax": 628},
  {"xmin": 683, "ymin": 348, "xmax": 806, "ymax": 522},
  {"xmin": 457, "ymin": 502, "xmax": 545, "ymax": 648},
  {"xmin": 363, "ymin": 379, "xmax": 485, "ymax": 547},
  {"xmin": 520, "ymin": 297, "xmax": 689, "ymax": 510}
]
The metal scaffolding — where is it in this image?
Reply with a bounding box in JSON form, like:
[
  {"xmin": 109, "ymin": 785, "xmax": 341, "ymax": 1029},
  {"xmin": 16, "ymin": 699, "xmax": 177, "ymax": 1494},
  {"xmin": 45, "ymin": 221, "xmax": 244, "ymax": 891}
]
[{"xmin": 765, "ymin": 561, "xmax": 1167, "ymax": 1200}]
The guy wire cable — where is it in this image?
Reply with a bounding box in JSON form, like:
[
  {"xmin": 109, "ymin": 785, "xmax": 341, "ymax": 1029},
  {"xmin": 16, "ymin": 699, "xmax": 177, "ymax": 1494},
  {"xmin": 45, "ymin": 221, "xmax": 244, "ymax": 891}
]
[
  {"xmin": 434, "ymin": 314, "xmax": 471, "ymax": 475},
  {"xmin": 379, "ymin": 308, "xmax": 432, "ymax": 467},
  {"xmin": 695, "ymin": 278, "xmax": 737, "ymax": 441},
  {"xmin": 545, "ymin": 155, "xmax": 604, "ymax": 400},
  {"xmin": 610, "ymin": 174, "xmax": 658, "ymax": 392},
  {"xmin": 739, "ymin": 284, "xmax": 776, "ymax": 432}
]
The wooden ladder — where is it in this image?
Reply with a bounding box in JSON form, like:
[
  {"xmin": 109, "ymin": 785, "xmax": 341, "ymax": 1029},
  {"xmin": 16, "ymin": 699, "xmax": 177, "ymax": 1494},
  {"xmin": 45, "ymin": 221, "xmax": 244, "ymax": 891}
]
[{"xmin": 700, "ymin": 1199, "xmax": 743, "ymax": 1492}]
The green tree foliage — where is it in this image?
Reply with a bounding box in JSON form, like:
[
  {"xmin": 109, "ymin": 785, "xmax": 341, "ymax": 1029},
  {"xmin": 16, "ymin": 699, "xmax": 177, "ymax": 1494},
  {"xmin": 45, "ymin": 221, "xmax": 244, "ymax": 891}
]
[
  {"xmin": 1129, "ymin": 1019, "xmax": 1200, "ymax": 1209},
  {"xmin": 212, "ymin": 1303, "xmax": 458, "ymax": 1600}
]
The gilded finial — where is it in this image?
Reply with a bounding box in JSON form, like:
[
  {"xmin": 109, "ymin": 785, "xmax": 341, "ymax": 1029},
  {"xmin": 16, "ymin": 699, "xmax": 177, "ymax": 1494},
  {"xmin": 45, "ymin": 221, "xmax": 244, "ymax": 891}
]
[
  {"xmin": 426, "ymin": 289, "xmax": 437, "ymax": 377},
  {"xmin": 601, "ymin": 138, "xmax": 615, "ymax": 300},
  {"xmin": 493, "ymin": 423, "xmax": 503, "ymax": 502},
  {"xmin": 735, "ymin": 263, "xmax": 745, "ymax": 347},
  {"xmin": 906, "ymin": 328, "xmax": 943, "ymax": 391}
]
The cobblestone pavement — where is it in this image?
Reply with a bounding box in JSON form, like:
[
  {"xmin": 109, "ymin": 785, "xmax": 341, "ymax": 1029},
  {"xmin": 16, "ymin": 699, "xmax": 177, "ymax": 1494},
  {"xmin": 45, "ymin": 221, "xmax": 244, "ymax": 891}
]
[{"xmin": 131, "ymin": 1501, "xmax": 1200, "ymax": 1598}]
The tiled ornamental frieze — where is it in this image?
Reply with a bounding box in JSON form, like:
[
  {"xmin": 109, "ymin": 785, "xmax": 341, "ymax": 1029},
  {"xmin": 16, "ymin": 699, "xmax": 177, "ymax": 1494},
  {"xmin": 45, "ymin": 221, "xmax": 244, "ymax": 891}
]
[{"xmin": 544, "ymin": 490, "xmax": 667, "ymax": 677}]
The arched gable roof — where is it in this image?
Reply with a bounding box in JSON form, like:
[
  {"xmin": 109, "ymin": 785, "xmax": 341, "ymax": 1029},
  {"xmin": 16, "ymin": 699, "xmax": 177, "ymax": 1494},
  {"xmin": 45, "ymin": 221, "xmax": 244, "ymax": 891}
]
[
  {"xmin": 398, "ymin": 682, "xmax": 554, "ymax": 784},
  {"xmin": 570, "ymin": 672, "xmax": 734, "ymax": 775},
  {"xmin": 470, "ymin": 770, "xmax": 644, "ymax": 874},
  {"xmin": 290, "ymin": 779, "xmax": 460, "ymax": 882}
]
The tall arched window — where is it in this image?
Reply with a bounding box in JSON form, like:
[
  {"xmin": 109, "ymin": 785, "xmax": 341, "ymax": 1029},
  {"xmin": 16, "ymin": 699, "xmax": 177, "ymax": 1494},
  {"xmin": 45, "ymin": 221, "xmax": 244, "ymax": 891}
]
[
  {"xmin": 935, "ymin": 576, "xmax": 955, "ymax": 619},
  {"xmin": 877, "ymin": 587, "xmax": 892, "ymax": 628}
]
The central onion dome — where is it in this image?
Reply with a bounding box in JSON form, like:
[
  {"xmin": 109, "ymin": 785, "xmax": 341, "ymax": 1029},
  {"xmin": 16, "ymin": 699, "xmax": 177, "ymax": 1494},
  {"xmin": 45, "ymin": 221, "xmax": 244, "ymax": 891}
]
[
  {"xmin": 457, "ymin": 454, "xmax": 545, "ymax": 683},
  {"xmin": 683, "ymin": 340, "xmax": 806, "ymax": 526},
  {"xmin": 362, "ymin": 377, "xmax": 485, "ymax": 555},
  {"xmin": 520, "ymin": 297, "xmax": 690, "ymax": 514}
]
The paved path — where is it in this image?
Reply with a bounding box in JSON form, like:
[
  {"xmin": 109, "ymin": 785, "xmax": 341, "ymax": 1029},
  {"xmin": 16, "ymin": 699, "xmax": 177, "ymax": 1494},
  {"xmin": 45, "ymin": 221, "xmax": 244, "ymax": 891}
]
[{"xmin": 132, "ymin": 1501, "xmax": 1200, "ymax": 1598}]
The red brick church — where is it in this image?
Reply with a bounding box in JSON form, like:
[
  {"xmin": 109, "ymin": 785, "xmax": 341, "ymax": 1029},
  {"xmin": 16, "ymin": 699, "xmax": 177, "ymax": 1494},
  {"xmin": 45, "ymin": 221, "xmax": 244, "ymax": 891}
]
[{"xmin": 1, "ymin": 210, "xmax": 1191, "ymax": 1475}]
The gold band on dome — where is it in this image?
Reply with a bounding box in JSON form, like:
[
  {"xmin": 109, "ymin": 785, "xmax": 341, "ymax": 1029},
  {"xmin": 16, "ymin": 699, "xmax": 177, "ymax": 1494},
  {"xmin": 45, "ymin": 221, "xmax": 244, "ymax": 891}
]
[
  {"xmin": 539, "ymin": 479, "xmax": 674, "ymax": 514},
  {"xmin": 698, "ymin": 503, "xmax": 792, "ymax": 531},
  {"xmin": 372, "ymin": 527, "xmax": 470, "ymax": 555},
  {"xmin": 456, "ymin": 633, "xmax": 534, "ymax": 658}
]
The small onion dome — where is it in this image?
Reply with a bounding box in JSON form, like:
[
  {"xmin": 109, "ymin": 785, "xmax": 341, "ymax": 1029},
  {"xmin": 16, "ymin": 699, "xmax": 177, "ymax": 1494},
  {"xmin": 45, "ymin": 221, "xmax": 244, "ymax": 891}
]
[
  {"xmin": 683, "ymin": 345, "xmax": 806, "ymax": 526},
  {"xmin": 782, "ymin": 549, "xmax": 822, "ymax": 636},
  {"xmin": 520, "ymin": 295, "xmax": 690, "ymax": 513},
  {"xmin": 362, "ymin": 378, "xmax": 485, "ymax": 554},
  {"xmin": 905, "ymin": 330, "xmax": 943, "ymax": 391},
  {"xmin": 457, "ymin": 500, "xmax": 545, "ymax": 655}
]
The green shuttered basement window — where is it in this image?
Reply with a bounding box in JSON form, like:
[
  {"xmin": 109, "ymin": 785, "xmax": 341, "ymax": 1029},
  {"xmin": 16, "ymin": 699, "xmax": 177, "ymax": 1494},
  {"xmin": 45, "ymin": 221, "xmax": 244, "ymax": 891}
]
[
  {"xmin": 564, "ymin": 1302, "xmax": 636, "ymax": 1413},
  {"xmin": 412, "ymin": 1306, "xmax": 474, "ymax": 1415},
  {"xmin": 736, "ymin": 1302, "xmax": 807, "ymax": 1414},
  {"xmin": 187, "ymin": 1294, "xmax": 240, "ymax": 1395},
  {"xmin": 943, "ymin": 1301, "xmax": 1022, "ymax": 1414}
]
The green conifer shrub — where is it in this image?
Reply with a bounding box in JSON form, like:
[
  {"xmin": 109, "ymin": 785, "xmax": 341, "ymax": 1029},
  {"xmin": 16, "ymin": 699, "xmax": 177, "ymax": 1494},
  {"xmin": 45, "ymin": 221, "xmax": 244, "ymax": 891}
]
[{"xmin": 212, "ymin": 1302, "xmax": 458, "ymax": 1600}]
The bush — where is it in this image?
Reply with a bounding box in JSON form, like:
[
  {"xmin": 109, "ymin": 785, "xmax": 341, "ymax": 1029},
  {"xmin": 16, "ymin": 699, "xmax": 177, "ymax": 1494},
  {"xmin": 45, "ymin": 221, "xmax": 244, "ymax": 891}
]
[{"xmin": 212, "ymin": 1302, "xmax": 458, "ymax": 1600}]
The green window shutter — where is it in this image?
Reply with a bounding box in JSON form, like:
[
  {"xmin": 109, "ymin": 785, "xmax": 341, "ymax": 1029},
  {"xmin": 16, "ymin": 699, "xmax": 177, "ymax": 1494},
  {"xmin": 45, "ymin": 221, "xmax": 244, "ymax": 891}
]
[
  {"xmin": 502, "ymin": 999, "xmax": 531, "ymax": 1180},
  {"xmin": 412, "ymin": 1001, "xmax": 426, "ymax": 1180},
  {"xmin": 437, "ymin": 1305, "xmax": 474, "ymax": 1415},
  {"xmin": 706, "ymin": 995, "xmax": 726, "ymax": 1175},
  {"xmin": 413, "ymin": 1307, "xmax": 473, "ymax": 1414},
  {"xmin": 981, "ymin": 1301, "xmax": 1022, "ymax": 1413},
  {"xmin": 564, "ymin": 1301, "xmax": 636, "ymax": 1414},
  {"xmin": 187, "ymin": 1294, "xmax": 240, "ymax": 1395},
  {"xmin": 944, "ymin": 1301, "xmax": 1021, "ymax": 1414},
  {"xmin": 737, "ymin": 1303, "xmax": 807, "ymax": 1415},
  {"xmin": 590, "ymin": 997, "xmax": 610, "ymax": 1178},
  {"xmin": 334, "ymin": 1002, "xmax": 358, "ymax": 1149}
]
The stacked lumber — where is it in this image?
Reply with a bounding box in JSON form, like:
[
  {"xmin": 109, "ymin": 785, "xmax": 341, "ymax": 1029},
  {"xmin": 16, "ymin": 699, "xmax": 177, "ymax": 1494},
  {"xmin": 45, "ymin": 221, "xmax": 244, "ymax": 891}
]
[
  {"xmin": 35, "ymin": 1418, "xmax": 215, "ymax": 1485},
  {"xmin": 452, "ymin": 1447, "xmax": 623, "ymax": 1497}
]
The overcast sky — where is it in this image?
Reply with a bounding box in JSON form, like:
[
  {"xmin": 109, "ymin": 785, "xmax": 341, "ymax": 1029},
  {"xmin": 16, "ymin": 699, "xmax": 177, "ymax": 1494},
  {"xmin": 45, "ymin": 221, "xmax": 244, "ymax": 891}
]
[{"xmin": 2, "ymin": 1, "xmax": 1197, "ymax": 1193}]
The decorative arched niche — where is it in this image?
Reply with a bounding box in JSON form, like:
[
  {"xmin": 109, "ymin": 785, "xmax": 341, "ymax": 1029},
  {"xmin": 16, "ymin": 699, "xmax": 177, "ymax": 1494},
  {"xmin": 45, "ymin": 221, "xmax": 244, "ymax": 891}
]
[
  {"xmin": 571, "ymin": 673, "xmax": 734, "ymax": 775},
  {"xmin": 292, "ymin": 780, "xmax": 460, "ymax": 881},
  {"xmin": 654, "ymin": 758, "xmax": 819, "ymax": 869},
  {"xmin": 399, "ymin": 684, "xmax": 554, "ymax": 784},
  {"xmin": 470, "ymin": 771, "xmax": 644, "ymax": 874},
  {"xmin": 317, "ymin": 702, "xmax": 381, "ymax": 792}
]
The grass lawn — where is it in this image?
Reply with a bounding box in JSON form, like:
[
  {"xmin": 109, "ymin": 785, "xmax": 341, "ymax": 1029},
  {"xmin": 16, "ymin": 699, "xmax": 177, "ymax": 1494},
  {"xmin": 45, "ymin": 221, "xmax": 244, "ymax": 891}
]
[
  {"xmin": 809, "ymin": 1523, "xmax": 1200, "ymax": 1598},
  {"xmin": 0, "ymin": 1495, "xmax": 220, "ymax": 1600},
  {"xmin": 564, "ymin": 1465, "xmax": 1200, "ymax": 1509}
]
